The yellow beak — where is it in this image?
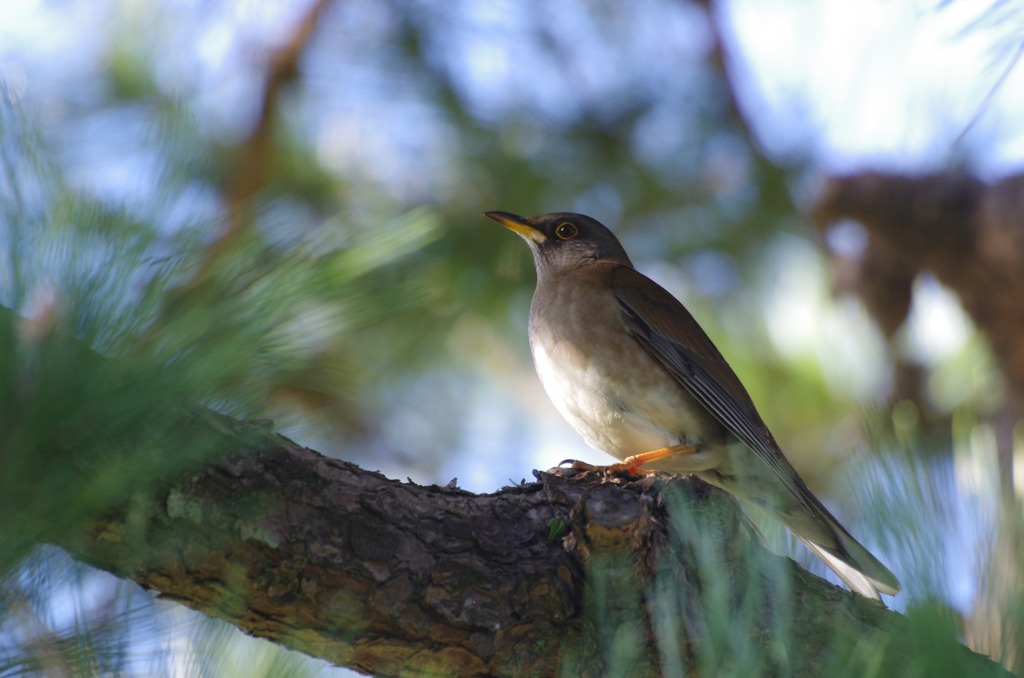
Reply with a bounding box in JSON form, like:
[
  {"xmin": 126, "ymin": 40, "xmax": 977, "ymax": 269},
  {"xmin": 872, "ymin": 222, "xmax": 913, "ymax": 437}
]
[{"xmin": 484, "ymin": 211, "xmax": 546, "ymax": 244}]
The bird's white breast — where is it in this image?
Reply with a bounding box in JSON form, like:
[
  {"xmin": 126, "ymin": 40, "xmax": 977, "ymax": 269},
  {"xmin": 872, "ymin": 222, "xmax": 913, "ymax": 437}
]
[{"xmin": 529, "ymin": 313, "xmax": 709, "ymax": 460}]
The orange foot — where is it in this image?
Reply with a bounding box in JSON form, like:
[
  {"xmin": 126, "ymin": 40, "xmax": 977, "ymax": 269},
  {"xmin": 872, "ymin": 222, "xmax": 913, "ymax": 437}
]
[{"xmin": 563, "ymin": 443, "xmax": 700, "ymax": 476}]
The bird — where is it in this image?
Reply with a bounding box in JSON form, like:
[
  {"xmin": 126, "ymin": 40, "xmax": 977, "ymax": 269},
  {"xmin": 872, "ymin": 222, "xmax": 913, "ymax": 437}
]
[{"xmin": 485, "ymin": 210, "xmax": 900, "ymax": 599}]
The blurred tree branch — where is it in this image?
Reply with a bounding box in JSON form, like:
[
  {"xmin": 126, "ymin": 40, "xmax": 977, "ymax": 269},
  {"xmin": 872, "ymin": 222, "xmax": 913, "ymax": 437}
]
[
  {"xmin": 812, "ymin": 171, "xmax": 1024, "ymax": 673},
  {"xmin": 813, "ymin": 171, "xmax": 1024, "ymax": 408},
  {"xmin": 186, "ymin": 0, "xmax": 333, "ymax": 291},
  {"xmin": 58, "ymin": 406, "xmax": 1005, "ymax": 677},
  {"xmin": 811, "ymin": 171, "xmax": 1024, "ymax": 495}
]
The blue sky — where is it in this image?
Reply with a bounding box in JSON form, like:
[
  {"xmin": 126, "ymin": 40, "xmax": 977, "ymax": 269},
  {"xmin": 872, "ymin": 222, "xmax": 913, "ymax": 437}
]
[{"xmin": 726, "ymin": 0, "xmax": 1024, "ymax": 173}]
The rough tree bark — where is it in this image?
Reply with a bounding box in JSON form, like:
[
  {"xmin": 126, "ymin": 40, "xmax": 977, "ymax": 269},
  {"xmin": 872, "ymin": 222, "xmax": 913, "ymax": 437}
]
[{"xmin": 63, "ymin": 409, "xmax": 1006, "ymax": 677}]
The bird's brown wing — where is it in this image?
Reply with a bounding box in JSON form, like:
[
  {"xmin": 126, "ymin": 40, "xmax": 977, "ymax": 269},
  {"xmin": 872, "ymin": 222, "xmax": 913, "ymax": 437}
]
[
  {"xmin": 609, "ymin": 265, "xmax": 813, "ymax": 511},
  {"xmin": 611, "ymin": 265, "xmax": 901, "ymax": 596}
]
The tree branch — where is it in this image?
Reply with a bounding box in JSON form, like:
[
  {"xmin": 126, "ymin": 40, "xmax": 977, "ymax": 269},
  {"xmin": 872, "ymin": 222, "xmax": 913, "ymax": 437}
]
[{"xmin": 62, "ymin": 410, "xmax": 1007, "ymax": 677}]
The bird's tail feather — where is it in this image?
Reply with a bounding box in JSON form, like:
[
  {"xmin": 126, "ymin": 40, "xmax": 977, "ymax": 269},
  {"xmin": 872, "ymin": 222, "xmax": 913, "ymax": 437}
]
[
  {"xmin": 698, "ymin": 460, "xmax": 900, "ymax": 598},
  {"xmin": 798, "ymin": 537, "xmax": 899, "ymax": 599},
  {"xmin": 773, "ymin": 491, "xmax": 901, "ymax": 599}
]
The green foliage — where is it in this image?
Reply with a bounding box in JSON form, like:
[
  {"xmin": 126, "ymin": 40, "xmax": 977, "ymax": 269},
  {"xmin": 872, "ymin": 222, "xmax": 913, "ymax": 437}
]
[
  {"xmin": 0, "ymin": 87, "xmax": 442, "ymax": 674},
  {"xmin": 547, "ymin": 517, "xmax": 568, "ymax": 542}
]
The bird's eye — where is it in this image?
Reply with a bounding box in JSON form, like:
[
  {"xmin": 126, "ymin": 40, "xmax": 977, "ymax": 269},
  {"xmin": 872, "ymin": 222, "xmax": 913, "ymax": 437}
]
[{"xmin": 555, "ymin": 222, "xmax": 579, "ymax": 240}]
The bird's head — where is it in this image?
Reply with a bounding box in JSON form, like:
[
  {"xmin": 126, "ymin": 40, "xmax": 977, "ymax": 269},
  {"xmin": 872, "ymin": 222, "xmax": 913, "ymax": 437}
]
[{"xmin": 485, "ymin": 211, "xmax": 633, "ymax": 278}]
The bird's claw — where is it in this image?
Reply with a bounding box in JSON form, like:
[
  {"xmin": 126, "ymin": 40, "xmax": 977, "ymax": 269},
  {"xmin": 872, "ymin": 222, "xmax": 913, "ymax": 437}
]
[
  {"xmin": 559, "ymin": 458, "xmax": 649, "ymax": 476},
  {"xmin": 560, "ymin": 458, "xmax": 597, "ymax": 470}
]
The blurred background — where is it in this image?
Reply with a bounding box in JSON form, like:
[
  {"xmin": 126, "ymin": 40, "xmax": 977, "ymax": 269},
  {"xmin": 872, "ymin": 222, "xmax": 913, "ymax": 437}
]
[{"xmin": 1, "ymin": 0, "xmax": 1023, "ymax": 675}]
